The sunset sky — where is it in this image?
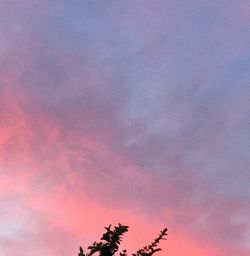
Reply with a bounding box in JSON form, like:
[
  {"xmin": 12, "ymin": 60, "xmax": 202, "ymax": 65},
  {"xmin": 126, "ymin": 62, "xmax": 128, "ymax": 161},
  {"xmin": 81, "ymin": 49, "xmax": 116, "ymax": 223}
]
[{"xmin": 0, "ymin": 1, "xmax": 250, "ymax": 256}]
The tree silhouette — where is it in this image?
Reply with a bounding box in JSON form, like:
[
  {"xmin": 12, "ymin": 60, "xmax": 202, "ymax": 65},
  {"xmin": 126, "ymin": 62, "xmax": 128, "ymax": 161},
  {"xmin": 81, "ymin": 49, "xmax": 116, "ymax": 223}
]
[{"xmin": 78, "ymin": 223, "xmax": 167, "ymax": 256}]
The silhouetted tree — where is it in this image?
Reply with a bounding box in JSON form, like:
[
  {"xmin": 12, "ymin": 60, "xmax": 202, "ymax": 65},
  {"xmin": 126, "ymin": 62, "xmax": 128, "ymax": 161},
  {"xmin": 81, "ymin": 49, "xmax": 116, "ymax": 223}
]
[{"xmin": 78, "ymin": 223, "xmax": 167, "ymax": 256}]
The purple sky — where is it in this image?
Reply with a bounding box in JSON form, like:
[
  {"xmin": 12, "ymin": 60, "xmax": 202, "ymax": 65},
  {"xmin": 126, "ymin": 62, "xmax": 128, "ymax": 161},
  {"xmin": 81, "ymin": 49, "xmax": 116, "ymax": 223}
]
[{"xmin": 0, "ymin": 1, "xmax": 250, "ymax": 255}]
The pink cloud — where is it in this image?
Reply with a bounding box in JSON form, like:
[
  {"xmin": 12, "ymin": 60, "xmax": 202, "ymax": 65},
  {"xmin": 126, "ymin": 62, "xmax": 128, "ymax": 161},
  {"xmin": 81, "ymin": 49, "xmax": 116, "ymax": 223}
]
[
  {"xmin": 0, "ymin": 1, "xmax": 249, "ymax": 255},
  {"xmin": 0, "ymin": 83, "xmax": 249, "ymax": 255}
]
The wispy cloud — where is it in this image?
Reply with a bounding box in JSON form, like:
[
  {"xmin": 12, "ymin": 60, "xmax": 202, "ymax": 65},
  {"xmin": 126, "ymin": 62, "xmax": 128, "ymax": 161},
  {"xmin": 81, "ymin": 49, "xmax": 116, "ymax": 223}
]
[{"xmin": 0, "ymin": 1, "xmax": 249, "ymax": 255}]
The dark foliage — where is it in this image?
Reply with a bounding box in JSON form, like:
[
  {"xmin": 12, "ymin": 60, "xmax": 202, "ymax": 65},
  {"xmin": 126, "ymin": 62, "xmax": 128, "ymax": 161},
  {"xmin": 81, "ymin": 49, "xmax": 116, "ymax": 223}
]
[{"xmin": 78, "ymin": 223, "xmax": 167, "ymax": 256}]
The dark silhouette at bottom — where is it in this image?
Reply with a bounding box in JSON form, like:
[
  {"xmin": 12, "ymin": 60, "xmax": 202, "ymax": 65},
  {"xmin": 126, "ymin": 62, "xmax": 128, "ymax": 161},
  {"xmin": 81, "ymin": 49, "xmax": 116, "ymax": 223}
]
[{"xmin": 78, "ymin": 223, "xmax": 168, "ymax": 256}]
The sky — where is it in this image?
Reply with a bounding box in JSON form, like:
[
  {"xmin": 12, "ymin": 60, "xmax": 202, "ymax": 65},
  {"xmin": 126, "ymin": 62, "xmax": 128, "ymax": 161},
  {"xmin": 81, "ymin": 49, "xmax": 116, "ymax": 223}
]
[{"xmin": 0, "ymin": 1, "xmax": 250, "ymax": 255}]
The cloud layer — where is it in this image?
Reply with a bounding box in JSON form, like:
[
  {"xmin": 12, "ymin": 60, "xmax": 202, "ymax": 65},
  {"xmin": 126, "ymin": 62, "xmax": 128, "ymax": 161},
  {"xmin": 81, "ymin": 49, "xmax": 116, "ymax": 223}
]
[{"xmin": 0, "ymin": 1, "xmax": 250, "ymax": 255}]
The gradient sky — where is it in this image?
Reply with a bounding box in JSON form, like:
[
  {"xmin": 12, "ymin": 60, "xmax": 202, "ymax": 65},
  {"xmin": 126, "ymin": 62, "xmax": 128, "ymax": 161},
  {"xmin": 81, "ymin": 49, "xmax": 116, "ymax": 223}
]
[{"xmin": 0, "ymin": 1, "xmax": 250, "ymax": 256}]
